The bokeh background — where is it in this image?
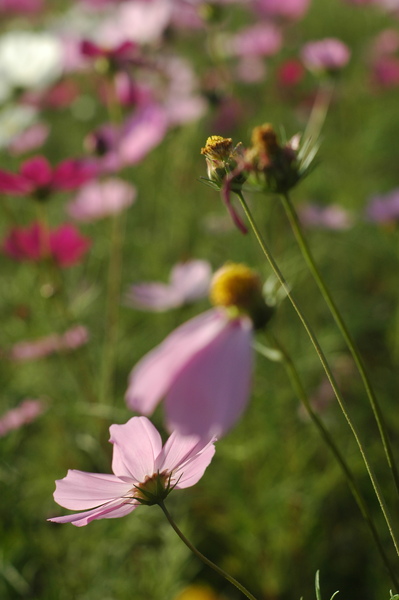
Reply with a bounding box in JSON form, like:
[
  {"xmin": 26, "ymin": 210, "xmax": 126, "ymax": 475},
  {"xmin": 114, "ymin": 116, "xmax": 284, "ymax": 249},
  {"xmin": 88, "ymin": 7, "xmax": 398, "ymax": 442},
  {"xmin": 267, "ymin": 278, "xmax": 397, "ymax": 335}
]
[{"xmin": 1, "ymin": 0, "xmax": 399, "ymax": 599}]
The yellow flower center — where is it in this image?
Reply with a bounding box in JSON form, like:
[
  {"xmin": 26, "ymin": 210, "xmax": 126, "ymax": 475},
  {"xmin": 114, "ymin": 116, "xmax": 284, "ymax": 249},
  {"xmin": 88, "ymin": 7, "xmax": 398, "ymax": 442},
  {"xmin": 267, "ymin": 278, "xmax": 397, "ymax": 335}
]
[{"xmin": 209, "ymin": 263, "xmax": 262, "ymax": 310}]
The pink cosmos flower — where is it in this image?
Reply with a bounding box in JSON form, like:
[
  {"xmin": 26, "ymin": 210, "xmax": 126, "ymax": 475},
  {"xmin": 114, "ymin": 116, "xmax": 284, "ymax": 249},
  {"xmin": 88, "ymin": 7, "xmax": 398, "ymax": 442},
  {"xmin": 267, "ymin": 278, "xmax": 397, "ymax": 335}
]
[
  {"xmin": 0, "ymin": 0, "xmax": 43, "ymax": 14},
  {"xmin": 126, "ymin": 309, "xmax": 253, "ymax": 437},
  {"xmin": 80, "ymin": 39, "xmax": 139, "ymax": 70},
  {"xmin": 366, "ymin": 188, "xmax": 399, "ymax": 223},
  {"xmin": 254, "ymin": 0, "xmax": 311, "ymax": 20},
  {"xmin": 0, "ymin": 155, "xmax": 96, "ymax": 198},
  {"xmin": 227, "ymin": 23, "xmax": 282, "ymax": 58},
  {"xmin": 0, "ymin": 399, "xmax": 46, "ymax": 437},
  {"xmin": 48, "ymin": 416, "xmax": 216, "ymax": 527},
  {"xmin": 9, "ymin": 123, "xmax": 50, "ymax": 156},
  {"xmin": 67, "ymin": 178, "xmax": 136, "ymax": 221},
  {"xmin": 9, "ymin": 325, "xmax": 89, "ymax": 361},
  {"xmin": 126, "ymin": 260, "xmax": 212, "ymax": 311},
  {"xmin": 298, "ymin": 203, "xmax": 353, "ymax": 229},
  {"xmin": 3, "ymin": 222, "xmax": 91, "ymax": 267},
  {"xmin": 301, "ymin": 38, "xmax": 351, "ymax": 73}
]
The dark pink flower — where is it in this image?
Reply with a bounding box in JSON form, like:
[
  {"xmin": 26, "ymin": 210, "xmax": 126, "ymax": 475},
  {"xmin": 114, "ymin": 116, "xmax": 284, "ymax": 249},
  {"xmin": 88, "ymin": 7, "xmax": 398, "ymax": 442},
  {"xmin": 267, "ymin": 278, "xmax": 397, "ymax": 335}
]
[
  {"xmin": 80, "ymin": 39, "xmax": 138, "ymax": 70},
  {"xmin": 0, "ymin": 156, "xmax": 96, "ymax": 199},
  {"xmin": 0, "ymin": 0, "xmax": 43, "ymax": 14},
  {"xmin": 9, "ymin": 325, "xmax": 89, "ymax": 361},
  {"xmin": 3, "ymin": 222, "xmax": 91, "ymax": 267},
  {"xmin": 277, "ymin": 59, "xmax": 305, "ymax": 87},
  {"xmin": 126, "ymin": 309, "xmax": 253, "ymax": 437},
  {"xmin": 126, "ymin": 260, "xmax": 212, "ymax": 311},
  {"xmin": 48, "ymin": 416, "xmax": 216, "ymax": 527},
  {"xmin": 0, "ymin": 399, "xmax": 46, "ymax": 437},
  {"xmin": 301, "ymin": 38, "xmax": 351, "ymax": 73}
]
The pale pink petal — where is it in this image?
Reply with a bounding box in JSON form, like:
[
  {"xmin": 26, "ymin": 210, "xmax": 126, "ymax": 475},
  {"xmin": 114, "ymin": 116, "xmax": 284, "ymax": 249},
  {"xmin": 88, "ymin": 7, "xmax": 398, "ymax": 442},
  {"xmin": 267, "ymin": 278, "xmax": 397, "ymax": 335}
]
[
  {"xmin": 169, "ymin": 260, "xmax": 212, "ymax": 303},
  {"xmin": 125, "ymin": 310, "xmax": 228, "ymax": 415},
  {"xmin": 67, "ymin": 178, "xmax": 136, "ymax": 222},
  {"xmin": 48, "ymin": 499, "xmax": 137, "ymax": 527},
  {"xmin": 118, "ymin": 104, "xmax": 168, "ymax": 166},
  {"xmin": 126, "ymin": 282, "xmax": 182, "ymax": 311},
  {"xmin": 156, "ymin": 431, "xmax": 216, "ymax": 488},
  {"xmin": 53, "ymin": 469, "xmax": 132, "ymax": 510},
  {"xmin": 165, "ymin": 316, "xmax": 253, "ymax": 437},
  {"xmin": 110, "ymin": 417, "xmax": 162, "ymax": 481},
  {"xmin": 9, "ymin": 123, "xmax": 49, "ymax": 156}
]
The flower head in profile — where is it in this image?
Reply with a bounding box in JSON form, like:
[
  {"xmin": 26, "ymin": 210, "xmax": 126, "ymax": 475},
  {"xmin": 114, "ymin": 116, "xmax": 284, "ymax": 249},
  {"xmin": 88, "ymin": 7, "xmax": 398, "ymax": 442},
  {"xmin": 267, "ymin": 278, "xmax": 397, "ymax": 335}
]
[
  {"xmin": 3, "ymin": 222, "xmax": 91, "ymax": 268},
  {"xmin": 48, "ymin": 416, "xmax": 215, "ymax": 527},
  {"xmin": 126, "ymin": 263, "xmax": 273, "ymax": 437},
  {"xmin": 125, "ymin": 259, "xmax": 212, "ymax": 311}
]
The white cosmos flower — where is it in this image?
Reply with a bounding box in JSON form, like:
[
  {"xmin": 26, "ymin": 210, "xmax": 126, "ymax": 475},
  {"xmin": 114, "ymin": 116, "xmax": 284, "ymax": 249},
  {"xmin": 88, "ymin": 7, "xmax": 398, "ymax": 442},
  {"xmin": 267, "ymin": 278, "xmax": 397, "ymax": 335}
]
[{"xmin": 0, "ymin": 31, "xmax": 63, "ymax": 91}]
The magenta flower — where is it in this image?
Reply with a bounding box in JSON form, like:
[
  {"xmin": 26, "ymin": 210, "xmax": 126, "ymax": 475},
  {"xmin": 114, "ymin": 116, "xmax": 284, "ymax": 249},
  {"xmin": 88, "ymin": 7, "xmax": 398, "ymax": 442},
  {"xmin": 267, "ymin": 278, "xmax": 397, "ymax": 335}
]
[
  {"xmin": 9, "ymin": 325, "xmax": 89, "ymax": 361},
  {"xmin": 80, "ymin": 39, "xmax": 138, "ymax": 71},
  {"xmin": 0, "ymin": 399, "xmax": 45, "ymax": 437},
  {"xmin": 3, "ymin": 222, "xmax": 91, "ymax": 267},
  {"xmin": 301, "ymin": 38, "xmax": 351, "ymax": 73},
  {"xmin": 126, "ymin": 260, "xmax": 212, "ymax": 311},
  {"xmin": 48, "ymin": 416, "xmax": 216, "ymax": 527},
  {"xmin": 126, "ymin": 309, "xmax": 253, "ymax": 437},
  {"xmin": 67, "ymin": 178, "xmax": 136, "ymax": 221},
  {"xmin": 0, "ymin": 155, "xmax": 96, "ymax": 199}
]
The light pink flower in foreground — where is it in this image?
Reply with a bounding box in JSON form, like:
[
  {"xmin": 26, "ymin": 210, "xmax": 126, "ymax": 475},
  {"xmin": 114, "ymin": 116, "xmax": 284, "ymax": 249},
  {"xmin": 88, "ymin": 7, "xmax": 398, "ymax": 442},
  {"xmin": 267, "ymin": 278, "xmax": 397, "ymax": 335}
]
[
  {"xmin": 9, "ymin": 325, "xmax": 89, "ymax": 361},
  {"xmin": 301, "ymin": 38, "xmax": 351, "ymax": 73},
  {"xmin": 0, "ymin": 399, "xmax": 46, "ymax": 437},
  {"xmin": 3, "ymin": 222, "xmax": 91, "ymax": 267},
  {"xmin": 48, "ymin": 416, "xmax": 216, "ymax": 527},
  {"xmin": 126, "ymin": 309, "xmax": 253, "ymax": 437},
  {"xmin": 68, "ymin": 178, "xmax": 136, "ymax": 221},
  {"xmin": 126, "ymin": 260, "xmax": 212, "ymax": 311}
]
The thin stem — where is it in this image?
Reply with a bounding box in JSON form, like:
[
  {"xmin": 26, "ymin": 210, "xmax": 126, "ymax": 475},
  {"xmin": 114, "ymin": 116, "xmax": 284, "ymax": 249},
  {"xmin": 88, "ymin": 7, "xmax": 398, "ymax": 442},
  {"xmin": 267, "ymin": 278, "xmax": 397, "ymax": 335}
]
[
  {"xmin": 236, "ymin": 190, "xmax": 399, "ymax": 557},
  {"xmin": 280, "ymin": 191, "xmax": 399, "ymax": 498},
  {"xmin": 158, "ymin": 501, "xmax": 259, "ymax": 600},
  {"xmin": 99, "ymin": 76, "xmax": 125, "ymax": 404},
  {"xmin": 261, "ymin": 333, "xmax": 399, "ymax": 590}
]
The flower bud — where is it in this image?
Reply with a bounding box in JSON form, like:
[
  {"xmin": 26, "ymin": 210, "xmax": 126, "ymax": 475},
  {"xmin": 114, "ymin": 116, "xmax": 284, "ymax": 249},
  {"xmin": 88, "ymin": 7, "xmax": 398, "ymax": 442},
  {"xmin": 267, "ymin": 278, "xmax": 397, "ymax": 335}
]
[
  {"xmin": 200, "ymin": 135, "xmax": 246, "ymax": 190},
  {"xmin": 210, "ymin": 263, "xmax": 274, "ymax": 329}
]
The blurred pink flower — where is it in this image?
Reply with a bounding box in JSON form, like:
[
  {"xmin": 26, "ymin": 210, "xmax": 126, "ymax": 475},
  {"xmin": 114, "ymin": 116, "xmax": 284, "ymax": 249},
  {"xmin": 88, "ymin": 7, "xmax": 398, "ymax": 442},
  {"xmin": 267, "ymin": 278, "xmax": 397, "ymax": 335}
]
[
  {"xmin": 277, "ymin": 59, "xmax": 305, "ymax": 87},
  {"xmin": 126, "ymin": 309, "xmax": 253, "ymax": 437},
  {"xmin": 80, "ymin": 39, "xmax": 139, "ymax": 71},
  {"xmin": 0, "ymin": 0, "xmax": 43, "ymax": 13},
  {"xmin": 68, "ymin": 178, "xmax": 136, "ymax": 221},
  {"xmin": 0, "ymin": 399, "xmax": 45, "ymax": 437},
  {"xmin": 369, "ymin": 30, "xmax": 399, "ymax": 89},
  {"xmin": 301, "ymin": 38, "xmax": 351, "ymax": 72},
  {"xmin": 366, "ymin": 188, "xmax": 399, "ymax": 223},
  {"xmin": 254, "ymin": 0, "xmax": 311, "ymax": 20},
  {"xmin": 0, "ymin": 155, "xmax": 96, "ymax": 198},
  {"xmin": 3, "ymin": 222, "xmax": 91, "ymax": 267},
  {"xmin": 10, "ymin": 325, "xmax": 89, "ymax": 361},
  {"xmin": 126, "ymin": 260, "xmax": 212, "ymax": 311},
  {"xmin": 227, "ymin": 23, "xmax": 282, "ymax": 57},
  {"xmin": 298, "ymin": 203, "xmax": 353, "ymax": 229},
  {"xmin": 9, "ymin": 123, "xmax": 50, "ymax": 156},
  {"xmin": 48, "ymin": 416, "xmax": 216, "ymax": 527}
]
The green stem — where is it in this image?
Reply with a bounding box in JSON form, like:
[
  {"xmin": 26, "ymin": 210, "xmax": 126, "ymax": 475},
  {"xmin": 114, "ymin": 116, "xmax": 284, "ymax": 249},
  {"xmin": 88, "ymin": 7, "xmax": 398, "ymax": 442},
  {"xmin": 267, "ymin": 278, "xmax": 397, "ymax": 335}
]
[
  {"xmin": 99, "ymin": 75, "xmax": 125, "ymax": 404},
  {"xmin": 280, "ymin": 191, "xmax": 399, "ymax": 498},
  {"xmin": 261, "ymin": 333, "xmax": 399, "ymax": 590},
  {"xmin": 158, "ymin": 501, "xmax": 259, "ymax": 600},
  {"xmin": 236, "ymin": 190, "xmax": 399, "ymax": 557}
]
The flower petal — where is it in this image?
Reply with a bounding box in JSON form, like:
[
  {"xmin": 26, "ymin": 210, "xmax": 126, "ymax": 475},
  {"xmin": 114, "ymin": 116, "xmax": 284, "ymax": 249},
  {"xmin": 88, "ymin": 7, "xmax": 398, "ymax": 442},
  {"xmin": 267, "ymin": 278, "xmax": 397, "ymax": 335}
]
[
  {"xmin": 125, "ymin": 310, "xmax": 228, "ymax": 415},
  {"xmin": 156, "ymin": 430, "xmax": 216, "ymax": 489},
  {"xmin": 48, "ymin": 499, "xmax": 137, "ymax": 527},
  {"xmin": 169, "ymin": 260, "xmax": 212, "ymax": 303},
  {"xmin": 125, "ymin": 282, "xmax": 182, "ymax": 311},
  {"xmin": 53, "ymin": 469, "xmax": 132, "ymax": 510},
  {"xmin": 165, "ymin": 315, "xmax": 253, "ymax": 437},
  {"xmin": 109, "ymin": 416, "xmax": 162, "ymax": 481}
]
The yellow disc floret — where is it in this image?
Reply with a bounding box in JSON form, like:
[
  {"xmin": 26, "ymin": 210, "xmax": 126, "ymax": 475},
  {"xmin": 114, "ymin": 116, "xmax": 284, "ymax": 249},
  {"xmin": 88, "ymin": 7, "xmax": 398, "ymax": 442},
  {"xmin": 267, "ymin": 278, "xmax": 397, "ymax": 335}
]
[
  {"xmin": 200, "ymin": 135, "xmax": 234, "ymax": 161},
  {"xmin": 210, "ymin": 263, "xmax": 262, "ymax": 310}
]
